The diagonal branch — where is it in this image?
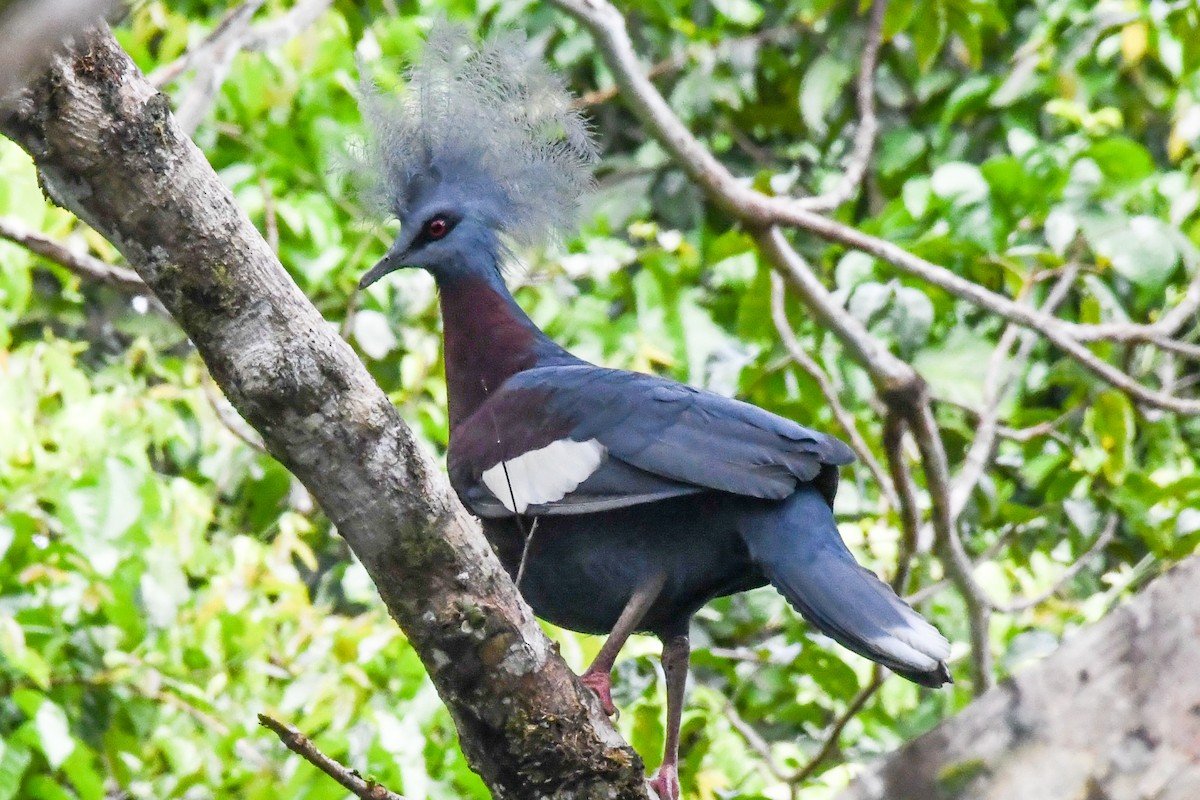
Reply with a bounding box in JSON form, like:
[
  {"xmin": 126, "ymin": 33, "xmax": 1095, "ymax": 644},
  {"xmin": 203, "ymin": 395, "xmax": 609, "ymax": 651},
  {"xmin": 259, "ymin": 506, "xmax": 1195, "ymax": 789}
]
[
  {"xmin": 259, "ymin": 714, "xmax": 406, "ymax": 800},
  {"xmin": 0, "ymin": 214, "xmax": 147, "ymax": 291},
  {"xmin": 169, "ymin": 0, "xmax": 266, "ymax": 135},
  {"xmin": 906, "ymin": 401, "xmax": 995, "ymax": 693},
  {"xmin": 555, "ymin": 0, "xmax": 1005, "ymax": 691}
]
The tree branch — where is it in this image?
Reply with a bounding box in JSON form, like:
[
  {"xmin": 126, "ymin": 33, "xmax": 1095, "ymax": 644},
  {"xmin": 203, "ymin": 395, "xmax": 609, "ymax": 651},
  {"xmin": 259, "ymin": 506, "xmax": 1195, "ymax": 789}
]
[
  {"xmin": 994, "ymin": 514, "xmax": 1118, "ymax": 614},
  {"xmin": 0, "ymin": 214, "xmax": 147, "ymax": 291},
  {"xmin": 907, "ymin": 400, "xmax": 995, "ymax": 694},
  {"xmin": 149, "ymin": 0, "xmax": 333, "ymax": 134},
  {"xmin": 726, "ymin": 672, "xmax": 885, "ymax": 794},
  {"xmin": 550, "ymin": 0, "xmax": 1200, "ymax": 415},
  {"xmin": 794, "ymin": 0, "xmax": 888, "ymax": 212},
  {"xmin": 769, "ymin": 271, "xmax": 897, "ymax": 511},
  {"xmin": 883, "ymin": 411, "xmax": 921, "ymax": 591},
  {"xmin": 949, "ymin": 265, "xmax": 1080, "ymax": 523},
  {"xmin": 259, "ymin": 714, "xmax": 407, "ymax": 800},
  {"xmin": 0, "ymin": 25, "xmax": 649, "ymax": 800}
]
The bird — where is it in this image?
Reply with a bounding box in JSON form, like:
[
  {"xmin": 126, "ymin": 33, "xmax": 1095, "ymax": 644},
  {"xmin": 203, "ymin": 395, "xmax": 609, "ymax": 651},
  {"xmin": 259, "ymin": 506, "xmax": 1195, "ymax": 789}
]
[{"xmin": 356, "ymin": 25, "xmax": 952, "ymax": 800}]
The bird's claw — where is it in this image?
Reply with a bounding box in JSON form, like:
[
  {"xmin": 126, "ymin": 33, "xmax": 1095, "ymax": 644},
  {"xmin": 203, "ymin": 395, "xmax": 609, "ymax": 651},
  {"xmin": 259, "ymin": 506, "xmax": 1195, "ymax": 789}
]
[
  {"xmin": 648, "ymin": 763, "xmax": 680, "ymax": 800},
  {"xmin": 579, "ymin": 670, "xmax": 617, "ymax": 717}
]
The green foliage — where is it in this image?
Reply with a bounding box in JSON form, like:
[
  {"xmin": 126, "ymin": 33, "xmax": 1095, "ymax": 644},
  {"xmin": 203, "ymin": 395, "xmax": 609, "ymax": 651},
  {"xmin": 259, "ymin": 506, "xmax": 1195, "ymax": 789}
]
[{"xmin": 3, "ymin": 0, "xmax": 1200, "ymax": 798}]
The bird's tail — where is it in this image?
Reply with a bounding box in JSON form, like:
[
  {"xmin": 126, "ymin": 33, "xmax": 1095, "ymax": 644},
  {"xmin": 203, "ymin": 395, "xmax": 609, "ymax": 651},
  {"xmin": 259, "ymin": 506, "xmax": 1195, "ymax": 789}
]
[{"xmin": 738, "ymin": 485, "xmax": 951, "ymax": 687}]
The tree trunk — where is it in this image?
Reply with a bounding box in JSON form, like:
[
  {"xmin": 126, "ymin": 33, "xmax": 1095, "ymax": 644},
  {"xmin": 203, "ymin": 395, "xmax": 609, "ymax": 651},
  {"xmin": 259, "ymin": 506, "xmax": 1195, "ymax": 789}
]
[
  {"xmin": 0, "ymin": 24, "xmax": 650, "ymax": 800},
  {"xmin": 837, "ymin": 555, "xmax": 1200, "ymax": 800}
]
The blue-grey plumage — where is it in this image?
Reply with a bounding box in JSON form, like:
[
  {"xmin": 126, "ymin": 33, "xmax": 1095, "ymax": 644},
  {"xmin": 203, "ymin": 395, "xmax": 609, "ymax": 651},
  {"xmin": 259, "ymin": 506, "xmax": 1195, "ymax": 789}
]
[{"xmin": 357, "ymin": 24, "xmax": 950, "ymax": 800}]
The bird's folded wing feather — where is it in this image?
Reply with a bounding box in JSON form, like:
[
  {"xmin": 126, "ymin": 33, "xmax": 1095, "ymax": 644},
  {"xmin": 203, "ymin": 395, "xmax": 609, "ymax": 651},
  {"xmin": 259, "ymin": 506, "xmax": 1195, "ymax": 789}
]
[{"xmin": 447, "ymin": 364, "xmax": 855, "ymax": 518}]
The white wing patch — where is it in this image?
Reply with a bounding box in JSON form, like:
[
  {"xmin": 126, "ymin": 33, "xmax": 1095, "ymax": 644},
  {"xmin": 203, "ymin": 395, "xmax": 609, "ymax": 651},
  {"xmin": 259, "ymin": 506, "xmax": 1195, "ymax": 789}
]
[{"xmin": 481, "ymin": 438, "xmax": 607, "ymax": 513}]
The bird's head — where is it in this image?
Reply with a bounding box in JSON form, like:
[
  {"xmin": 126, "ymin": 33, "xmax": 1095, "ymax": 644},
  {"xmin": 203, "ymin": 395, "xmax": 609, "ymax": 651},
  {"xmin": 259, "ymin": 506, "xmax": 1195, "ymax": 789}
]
[{"xmin": 357, "ymin": 25, "xmax": 597, "ymax": 290}]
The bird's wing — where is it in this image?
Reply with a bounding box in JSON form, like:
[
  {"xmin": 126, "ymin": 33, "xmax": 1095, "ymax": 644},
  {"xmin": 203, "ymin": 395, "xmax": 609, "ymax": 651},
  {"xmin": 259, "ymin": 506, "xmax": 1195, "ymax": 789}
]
[{"xmin": 448, "ymin": 364, "xmax": 854, "ymax": 518}]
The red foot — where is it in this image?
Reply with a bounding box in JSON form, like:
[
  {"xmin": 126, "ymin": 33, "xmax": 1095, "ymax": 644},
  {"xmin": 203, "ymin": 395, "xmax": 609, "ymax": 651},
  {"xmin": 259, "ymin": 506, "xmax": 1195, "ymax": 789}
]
[
  {"xmin": 579, "ymin": 670, "xmax": 617, "ymax": 717},
  {"xmin": 648, "ymin": 763, "xmax": 680, "ymax": 800}
]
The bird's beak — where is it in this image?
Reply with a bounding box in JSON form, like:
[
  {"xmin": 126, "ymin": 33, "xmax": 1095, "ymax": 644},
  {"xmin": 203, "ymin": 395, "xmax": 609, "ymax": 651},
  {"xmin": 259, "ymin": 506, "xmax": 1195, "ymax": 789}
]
[{"xmin": 358, "ymin": 251, "xmax": 403, "ymax": 290}]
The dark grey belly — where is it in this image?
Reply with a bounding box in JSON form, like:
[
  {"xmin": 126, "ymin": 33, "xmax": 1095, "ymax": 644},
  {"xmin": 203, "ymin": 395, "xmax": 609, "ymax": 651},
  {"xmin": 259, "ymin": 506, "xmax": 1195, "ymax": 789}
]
[{"xmin": 482, "ymin": 493, "xmax": 765, "ymax": 638}]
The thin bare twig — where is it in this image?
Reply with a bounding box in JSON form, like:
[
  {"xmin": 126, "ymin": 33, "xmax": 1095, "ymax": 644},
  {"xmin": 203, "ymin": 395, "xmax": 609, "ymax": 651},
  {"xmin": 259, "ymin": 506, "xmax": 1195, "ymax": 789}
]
[
  {"xmin": 727, "ymin": 672, "xmax": 885, "ymax": 794},
  {"xmin": 907, "ymin": 401, "xmax": 995, "ymax": 694},
  {"xmin": 883, "ymin": 412, "xmax": 922, "ymax": 589},
  {"xmin": 573, "ymin": 24, "xmax": 801, "ymax": 108},
  {"xmin": 0, "ymin": 215, "xmax": 147, "ymax": 291},
  {"xmin": 1149, "ymin": 334, "xmax": 1200, "ymax": 362},
  {"xmin": 241, "ymin": 0, "xmax": 333, "ymax": 51},
  {"xmin": 152, "ymin": 0, "xmax": 332, "ymax": 134},
  {"xmin": 171, "ymin": 0, "xmax": 266, "ymax": 135},
  {"xmin": 949, "ymin": 265, "xmax": 1080, "ymax": 523},
  {"xmin": 724, "ymin": 701, "xmax": 792, "ymax": 785},
  {"xmin": 996, "ymin": 411, "xmax": 1079, "ymax": 446},
  {"xmin": 906, "ymin": 525, "xmax": 1022, "ymax": 606},
  {"xmin": 769, "ymin": 272, "xmax": 897, "ymax": 510},
  {"xmin": 202, "ymin": 370, "xmax": 268, "ymax": 452},
  {"xmin": 151, "ymin": 0, "xmax": 333, "ymax": 86},
  {"xmin": 787, "ymin": 671, "xmax": 884, "ymax": 785},
  {"xmin": 575, "ymin": 52, "xmax": 683, "ymax": 107},
  {"xmin": 795, "ymin": 0, "xmax": 888, "ymax": 212},
  {"xmin": 259, "ymin": 714, "xmax": 406, "ymax": 800},
  {"xmin": 996, "ymin": 514, "xmax": 1118, "ymax": 613}
]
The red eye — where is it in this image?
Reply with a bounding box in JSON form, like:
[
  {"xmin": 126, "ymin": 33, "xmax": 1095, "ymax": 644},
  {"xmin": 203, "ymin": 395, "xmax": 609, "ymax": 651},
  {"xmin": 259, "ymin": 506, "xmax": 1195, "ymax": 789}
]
[{"xmin": 426, "ymin": 217, "xmax": 449, "ymax": 239}]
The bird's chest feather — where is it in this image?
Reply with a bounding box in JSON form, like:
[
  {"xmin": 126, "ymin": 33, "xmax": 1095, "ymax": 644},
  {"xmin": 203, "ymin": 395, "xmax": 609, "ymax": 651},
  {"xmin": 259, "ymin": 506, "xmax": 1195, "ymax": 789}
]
[{"xmin": 439, "ymin": 277, "xmax": 542, "ymax": 427}]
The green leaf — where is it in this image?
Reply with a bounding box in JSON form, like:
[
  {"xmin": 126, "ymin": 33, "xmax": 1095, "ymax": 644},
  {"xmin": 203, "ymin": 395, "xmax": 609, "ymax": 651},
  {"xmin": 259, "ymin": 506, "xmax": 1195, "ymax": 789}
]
[
  {"xmin": 61, "ymin": 747, "xmax": 104, "ymax": 800},
  {"xmin": 892, "ymin": 286, "xmax": 934, "ymax": 353},
  {"xmin": 930, "ymin": 162, "xmax": 989, "ymax": 204},
  {"xmin": 903, "ymin": 177, "xmax": 932, "ymax": 219},
  {"xmin": 912, "ymin": 329, "xmax": 994, "ymax": 408},
  {"xmin": 940, "ymin": 75, "xmax": 994, "ymax": 127},
  {"xmin": 1085, "ymin": 214, "xmax": 1180, "ymax": 288},
  {"xmin": 34, "ymin": 700, "xmax": 75, "ymax": 770},
  {"xmin": 0, "ymin": 741, "xmax": 32, "ymax": 800},
  {"xmin": 798, "ymin": 55, "xmax": 853, "ymax": 135},
  {"xmin": 878, "ymin": 129, "xmax": 927, "ymax": 178},
  {"xmin": 24, "ymin": 775, "xmax": 73, "ymax": 800},
  {"xmin": 0, "ymin": 618, "xmax": 49, "ymax": 690},
  {"xmin": 912, "ymin": 2, "xmax": 949, "ymax": 70},
  {"xmin": 1085, "ymin": 390, "xmax": 1135, "ymax": 483},
  {"xmin": 710, "ymin": 0, "xmax": 764, "ymax": 26},
  {"xmin": 1044, "ymin": 207, "xmax": 1078, "ymax": 256},
  {"xmin": 1085, "ymin": 138, "xmax": 1155, "ymax": 186},
  {"xmin": 834, "ymin": 251, "xmax": 876, "ymax": 290}
]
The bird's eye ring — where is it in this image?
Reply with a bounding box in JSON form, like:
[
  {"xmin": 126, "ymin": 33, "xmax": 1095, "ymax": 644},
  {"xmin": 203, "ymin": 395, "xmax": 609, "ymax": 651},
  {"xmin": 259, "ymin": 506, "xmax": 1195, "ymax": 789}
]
[{"xmin": 426, "ymin": 217, "xmax": 449, "ymax": 239}]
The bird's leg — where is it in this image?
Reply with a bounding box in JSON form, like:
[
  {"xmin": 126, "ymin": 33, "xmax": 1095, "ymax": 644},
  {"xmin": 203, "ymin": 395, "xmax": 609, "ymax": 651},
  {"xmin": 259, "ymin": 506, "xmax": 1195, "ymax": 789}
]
[
  {"xmin": 579, "ymin": 572, "xmax": 666, "ymax": 716},
  {"xmin": 648, "ymin": 633, "xmax": 689, "ymax": 800}
]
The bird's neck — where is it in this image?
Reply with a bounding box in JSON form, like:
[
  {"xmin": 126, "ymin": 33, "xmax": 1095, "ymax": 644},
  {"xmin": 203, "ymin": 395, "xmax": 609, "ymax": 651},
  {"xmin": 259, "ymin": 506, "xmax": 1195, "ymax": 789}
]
[{"xmin": 438, "ymin": 273, "xmax": 570, "ymax": 428}]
